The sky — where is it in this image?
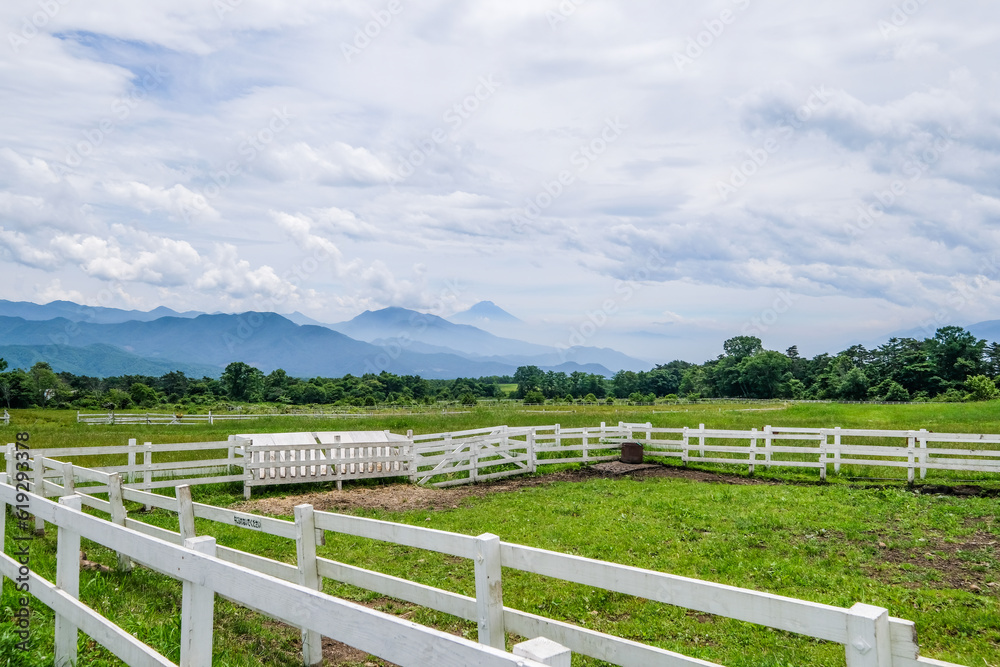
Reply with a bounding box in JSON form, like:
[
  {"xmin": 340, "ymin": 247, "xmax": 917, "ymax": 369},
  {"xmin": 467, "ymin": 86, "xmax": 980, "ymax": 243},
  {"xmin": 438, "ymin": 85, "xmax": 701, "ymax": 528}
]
[{"xmin": 1, "ymin": 0, "xmax": 999, "ymax": 365}]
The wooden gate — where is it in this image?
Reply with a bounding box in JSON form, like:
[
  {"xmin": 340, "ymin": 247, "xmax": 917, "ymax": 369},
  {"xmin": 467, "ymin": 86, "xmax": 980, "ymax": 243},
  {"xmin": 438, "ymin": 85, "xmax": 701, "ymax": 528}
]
[{"xmin": 234, "ymin": 431, "xmax": 413, "ymax": 498}]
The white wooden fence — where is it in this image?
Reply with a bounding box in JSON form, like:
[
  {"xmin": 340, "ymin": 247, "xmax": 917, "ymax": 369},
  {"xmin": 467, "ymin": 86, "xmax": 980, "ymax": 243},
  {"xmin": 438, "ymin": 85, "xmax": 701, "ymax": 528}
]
[
  {"xmin": 6, "ymin": 422, "xmax": 1000, "ymax": 504},
  {"xmin": 236, "ymin": 430, "xmax": 412, "ymax": 497},
  {"xmin": 615, "ymin": 422, "xmax": 1000, "ymax": 482},
  {"xmin": 0, "ymin": 473, "xmax": 555, "ymax": 667},
  {"xmin": 19, "ymin": 438, "xmax": 246, "ymax": 493},
  {"xmin": 1, "ymin": 460, "xmax": 968, "ymax": 667}
]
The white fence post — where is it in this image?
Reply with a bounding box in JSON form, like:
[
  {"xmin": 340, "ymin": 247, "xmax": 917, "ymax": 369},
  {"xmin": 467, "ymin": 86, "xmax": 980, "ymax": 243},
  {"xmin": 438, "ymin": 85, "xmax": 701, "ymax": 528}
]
[
  {"xmin": 32, "ymin": 457, "xmax": 46, "ymax": 533},
  {"xmin": 474, "ymin": 533, "xmax": 505, "ymax": 649},
  {"xmin": 176, "ymin": 484, "xmax": 196, "ymax": 541},
  {"xmin": 528, "ymin": 429, "xmax": 537, "ymax": 474},
  {"xmin": 833, "ymin": 427, "xmax": 842, "ymax": 474},
  {"xmin": 143, "ymin": 442, "xmax": 152, "ymax": 495},
  {"xmin": 107, "ymin": 472, "xmax": 132, "ymax": 572},
  {"xmin": 819, "ymin": 431, "xmax": 828, "ymax": 482},
  {"xmin": 55, "ymin": 494, "xmax": 82, "ymax": 667},
  {"xmin": 470, "ymin": 438, "xmax": 479, "ymax": 484},
  {"xmin": 180, "ymin": 535, "xmax": 217, "ymax": 667},
  {"xmin": 749, "ymin": 428, "xmax": 758, "ymax": 474},
  {"xmin": 681, "ymin": 427, "xmax": 689, "ymax": 466},
  {"xmin": 513, "ymin": 637, "xmax": 571, "ymax": 667},
  {"xmin": 127, "ymin": 438, "xmax": 137, "ymax": 484},
  {"xmin": 918, "ymin": 428, "xmax": 928, "ymax": 480},
  {"xmin": 60, "ymin": 462, "xmax": 75, "ymax": 496},
  {"xmin": 698, "ymin": 423, "xmax": 706, "ymax": 459},
  {"xmin": 582, "ymin": 428, "xmax": 589, "ymax": 464},
  {"xmin": 4, "ymin": 443, "xmax": 14, "ymax": 487},
  {"xmin": 295, "ymin": 504, "xmax": 323, "ymax": 666},
  {"xmin": 764, "ymin": 425, "xmax": 773, "ymax": 469},
  {"xmin": 845, "ymin": 603, "xmax": 892, "ymax": 667},
  {"xmin": 906, "ymin": 433, "xmax": 916, "ymax": 484}
]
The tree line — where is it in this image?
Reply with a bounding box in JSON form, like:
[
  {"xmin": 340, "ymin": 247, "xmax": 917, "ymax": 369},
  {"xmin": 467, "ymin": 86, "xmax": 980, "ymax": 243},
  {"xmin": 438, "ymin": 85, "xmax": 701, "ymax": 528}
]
[{"xmin": 1, "ymin": 325, "xmax": 998, "ymax": 409}]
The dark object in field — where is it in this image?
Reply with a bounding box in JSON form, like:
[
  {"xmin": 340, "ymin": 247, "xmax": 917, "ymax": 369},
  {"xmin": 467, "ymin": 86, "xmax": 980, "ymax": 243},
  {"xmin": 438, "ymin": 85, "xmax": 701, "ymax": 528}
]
[{"xmin": 620, "ymin": 441, "xmax": 644, "ymax": 464}]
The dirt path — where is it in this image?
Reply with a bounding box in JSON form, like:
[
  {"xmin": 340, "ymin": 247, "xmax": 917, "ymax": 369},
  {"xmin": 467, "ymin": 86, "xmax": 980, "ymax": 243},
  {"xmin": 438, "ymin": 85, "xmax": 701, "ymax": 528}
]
[{"xmin": 233, "ymin": 462, "xmax": 779, "ymax": 516}]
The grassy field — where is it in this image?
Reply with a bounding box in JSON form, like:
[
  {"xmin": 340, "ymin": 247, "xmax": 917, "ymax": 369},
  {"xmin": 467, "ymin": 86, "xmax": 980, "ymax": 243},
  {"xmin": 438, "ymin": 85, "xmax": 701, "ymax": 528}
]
[{"xmin": 2, "ymin": 403, "xmax": 1000, "ymax": 666}]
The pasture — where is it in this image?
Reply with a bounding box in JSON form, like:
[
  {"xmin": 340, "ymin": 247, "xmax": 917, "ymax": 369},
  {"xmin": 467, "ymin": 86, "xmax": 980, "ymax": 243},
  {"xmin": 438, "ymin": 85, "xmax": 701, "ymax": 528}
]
[{"xmin": 2, "ymin": 401, "xmax": 999, "ymax": 665}]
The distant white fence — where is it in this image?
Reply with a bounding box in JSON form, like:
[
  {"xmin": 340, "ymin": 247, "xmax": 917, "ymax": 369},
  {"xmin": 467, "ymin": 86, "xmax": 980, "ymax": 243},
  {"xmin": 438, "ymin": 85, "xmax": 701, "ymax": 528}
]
[
  {"xmin": 7, "ymin": 423, "xmax": 1000, "ymax": 502},
  {"xmin": 1, "ymin": 460, "xmax": 967, "ymax": 667},
  {"xmin": 616, "ymin": 422, "xmax": 1000, "ymax": 483}
]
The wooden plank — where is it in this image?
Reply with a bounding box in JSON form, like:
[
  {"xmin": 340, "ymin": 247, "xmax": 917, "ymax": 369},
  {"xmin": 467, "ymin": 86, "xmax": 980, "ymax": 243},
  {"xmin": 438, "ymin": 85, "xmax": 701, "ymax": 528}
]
[
  {"xmin": 474, "ymin": 533, "xmax": 505, "ymax": 649},
  {"xmin": 295, "ymin": 505, "xmax": 323, "ymax": 666},
  {"xmin": 314, "ymin": 511, "xmax": 476, "ymax": 559},
  {"xmin": 500, "ymin": 542, "xmax": 851, "ymax": 643},
  {"xmin": 504, "ymin": 607, "xmax": 722, "ymax": 667},
  {"xmin": 55, "ymin": 495, "xmax": 82, "ymax": 667},
  {"xmin": 176, "ymin": 485, "xmax": 196, "ymax": 541},
  {"xmin": 845, "ymin": 603, "xmax": 891, "ymax": 667},
  {"xmin": 107, "ymin": 473, "xmax": 132, "ymax": 572},
  {"xmin": 0, "ymin": 552, "xmax": 174, "ymax": 667},
  {"xmin": 316, "ymin": 558, "xmax": 476, "ymax": 620},
  {"xmin": 180, "ymin": 536, "xmax": 216, "ymax": 667}
]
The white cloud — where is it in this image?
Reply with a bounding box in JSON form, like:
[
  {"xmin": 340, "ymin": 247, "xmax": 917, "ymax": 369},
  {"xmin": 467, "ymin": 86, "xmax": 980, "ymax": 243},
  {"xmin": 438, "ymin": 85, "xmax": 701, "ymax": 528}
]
[{"xmin": 2, "ymin": 0, "xmax": 1000, "ymax": 359}]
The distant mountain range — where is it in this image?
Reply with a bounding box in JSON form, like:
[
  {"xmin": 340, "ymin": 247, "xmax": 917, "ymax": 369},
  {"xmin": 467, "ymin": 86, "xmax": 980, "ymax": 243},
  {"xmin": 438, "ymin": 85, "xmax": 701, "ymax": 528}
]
[{"xmin": 0, "ymin": 300, "xmax": 652, "ymax": 379}]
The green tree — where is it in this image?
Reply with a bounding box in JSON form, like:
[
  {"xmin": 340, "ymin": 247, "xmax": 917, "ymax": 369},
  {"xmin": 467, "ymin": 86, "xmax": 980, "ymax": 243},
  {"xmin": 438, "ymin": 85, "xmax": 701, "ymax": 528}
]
[
  {"xmin": 513, "ymin": 366, "xmax": 544, "ymax": 399},
  {"xmin": 965, "ymin": 375, "xmax": 999, "ymax": 401},
  {"xmin": 738, "ymin": 350, "xmax": 790, "ymax": 399},
  {"xmin": 926, "ymin": 326, "xmax": 986, "ymax": 390},
  {"xmin": 723, "ymin": 335, "xmax": 763, "ymax": 361},
  {"xmin": 221, "ymin": 362, "xmax": 266, "ymax": 402},
  {"xmin": 129, "ymin": 382, "xmax": 160, "ymax": 408},
  {"xmin": 836, "ymin": 367, "xmax": 870, "ymax": 400}
]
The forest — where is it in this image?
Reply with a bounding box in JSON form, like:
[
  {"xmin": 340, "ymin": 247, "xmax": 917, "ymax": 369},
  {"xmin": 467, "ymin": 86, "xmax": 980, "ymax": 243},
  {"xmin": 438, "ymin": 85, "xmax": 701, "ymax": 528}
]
[{"xmin": 1, "ymin": 325, "xmax": 997, "ymax": 409}]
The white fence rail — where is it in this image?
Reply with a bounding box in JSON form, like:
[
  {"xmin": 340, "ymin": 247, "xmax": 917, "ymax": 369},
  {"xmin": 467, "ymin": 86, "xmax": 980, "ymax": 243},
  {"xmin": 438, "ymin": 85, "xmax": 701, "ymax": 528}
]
[
  {"xmin": 7, "ymin": 422, "xmax": 1000, "ymax": 502},
  {"xmin": 2, "ymin": 460, "xmax": 968, "ymax": 667},
  {"xmin": 1, "ymin": 474, "xmax": 553, "ymax": 667}
]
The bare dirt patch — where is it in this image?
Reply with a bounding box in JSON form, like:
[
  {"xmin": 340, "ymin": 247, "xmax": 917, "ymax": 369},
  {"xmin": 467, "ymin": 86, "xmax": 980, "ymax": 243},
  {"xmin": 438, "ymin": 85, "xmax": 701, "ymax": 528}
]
[
  {"xmin": 869, "ymin": 531, "xmax": 999, "ymax": 593},
  {"xmin": 233, "ymin": 463, "xmax": 778, "ymax": 516}
]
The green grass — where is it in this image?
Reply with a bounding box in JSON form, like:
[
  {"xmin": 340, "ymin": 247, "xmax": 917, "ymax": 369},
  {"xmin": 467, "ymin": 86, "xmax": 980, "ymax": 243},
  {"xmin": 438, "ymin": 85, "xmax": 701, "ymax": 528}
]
[{"xmin": 3, "ymin": 403, "xmax": 1000, "ymax": 665}]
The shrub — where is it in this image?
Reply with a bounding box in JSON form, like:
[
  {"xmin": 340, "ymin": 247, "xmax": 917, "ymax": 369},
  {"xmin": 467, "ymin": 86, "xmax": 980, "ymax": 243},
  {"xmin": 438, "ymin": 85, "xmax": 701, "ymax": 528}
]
[{"xmin": 524, "ymin": 391, "xmax": 545, "ymax": 405}]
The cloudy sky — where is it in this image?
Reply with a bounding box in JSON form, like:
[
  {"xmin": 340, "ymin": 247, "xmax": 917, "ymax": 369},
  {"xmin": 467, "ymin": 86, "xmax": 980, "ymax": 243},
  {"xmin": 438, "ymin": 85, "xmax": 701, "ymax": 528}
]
[{"xmin": 1, "ymin": 0, "xmax": 999, "ymax": 363}]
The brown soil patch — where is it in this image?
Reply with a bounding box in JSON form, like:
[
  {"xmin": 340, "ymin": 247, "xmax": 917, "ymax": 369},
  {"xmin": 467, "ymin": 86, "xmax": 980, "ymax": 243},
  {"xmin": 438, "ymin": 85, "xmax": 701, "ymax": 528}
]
[
  {"xmin": 869, "ymin": 531, "xmax": 999, "ymax": 593},
  {"xmin": 233, "ymin": 463, "xmax": 778, "ymax": 516}
]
